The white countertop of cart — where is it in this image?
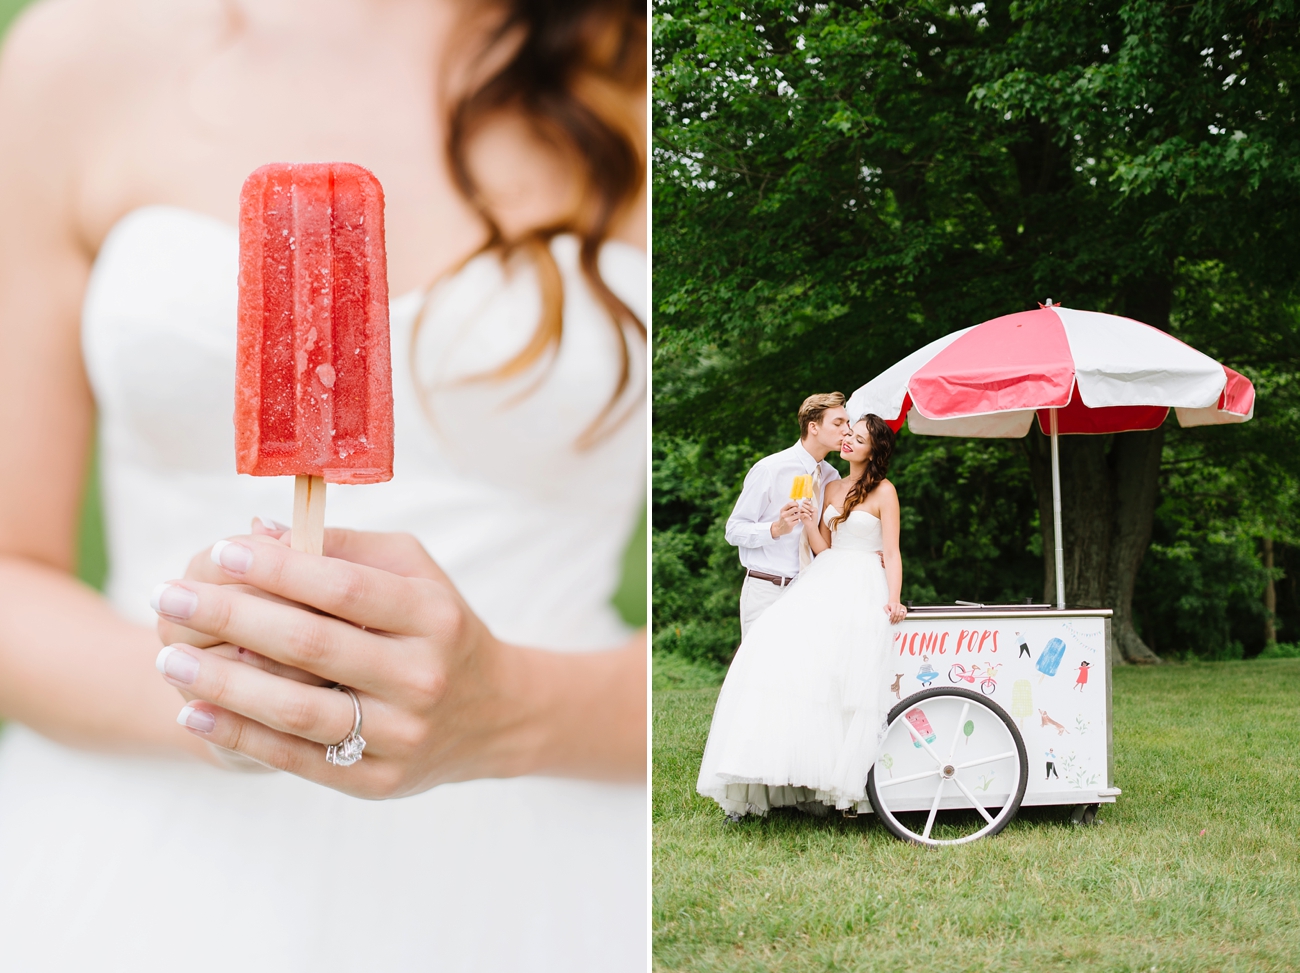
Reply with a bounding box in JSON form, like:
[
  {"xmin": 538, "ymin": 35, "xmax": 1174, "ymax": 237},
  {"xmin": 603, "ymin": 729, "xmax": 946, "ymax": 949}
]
[{"xmin": 891, "ymin": 608, "xmax": 1120, "ymax": 807}]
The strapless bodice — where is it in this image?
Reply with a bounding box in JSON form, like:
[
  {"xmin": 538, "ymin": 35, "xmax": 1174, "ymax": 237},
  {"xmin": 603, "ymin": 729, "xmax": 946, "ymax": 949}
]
[
  {"xmin": 81, "ymin": 206, "xmax": 646, "ymax": 648},
  {"xmin": 824, "ymin": 503, "xmax": 884, "ymax": 554},
  {"xmin": 0, "ymin": 206, "xmax": 647, "ymax": 971}
]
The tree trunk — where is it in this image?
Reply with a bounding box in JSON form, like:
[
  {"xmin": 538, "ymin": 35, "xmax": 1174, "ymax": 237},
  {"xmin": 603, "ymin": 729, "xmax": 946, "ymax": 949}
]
[
  {"xmin": 1025, "ymin": 427, "xmax": 1162, "ymax": 665},
  {"xmin": 1263, "ymin": 536, "xmax": 1277, "ymax": 646},
  {"xmin": 1104, "ymin": 428, "xmax": 1164, "ymax": 664},
  {"xmin": 1020, "ymin": 278, "xmax": 1172, "ymax": 665},
  {"xmin": 1026, "ymin": 430, "xmax": 1112, "ymax": 601}
]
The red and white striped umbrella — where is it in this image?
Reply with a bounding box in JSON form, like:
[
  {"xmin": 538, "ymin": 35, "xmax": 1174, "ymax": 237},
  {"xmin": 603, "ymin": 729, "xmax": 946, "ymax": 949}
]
[
  {"xmin": 847, "ymin": 304, "xmax": 1255, "ymax": 438},
  {"xmin": 847, "ymin": 303, "xmax": 1256, "ymax": 609}
]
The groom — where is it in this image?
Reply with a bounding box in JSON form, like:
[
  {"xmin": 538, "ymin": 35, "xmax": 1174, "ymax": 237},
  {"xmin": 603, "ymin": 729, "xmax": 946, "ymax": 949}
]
[{"xmin": 725, "ymin": 392, "xmax": 849, "ymax": 639}]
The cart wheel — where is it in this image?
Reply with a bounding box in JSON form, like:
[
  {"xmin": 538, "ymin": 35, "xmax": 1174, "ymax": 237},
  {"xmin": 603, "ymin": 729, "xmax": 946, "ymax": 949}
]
[
  {"xmin": 1069, "ymin": 803, "xmax": 1100, "ymax": 827},
  {"xmin": 867, "ymin": 688, "xmax": 1028, "ymax": 847}
]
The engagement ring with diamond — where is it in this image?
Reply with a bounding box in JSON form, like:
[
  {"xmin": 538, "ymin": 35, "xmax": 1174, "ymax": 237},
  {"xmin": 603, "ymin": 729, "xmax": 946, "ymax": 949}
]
[{"xmin": 326, "ymin": 685, "xmax": 367, "ymax": 767}]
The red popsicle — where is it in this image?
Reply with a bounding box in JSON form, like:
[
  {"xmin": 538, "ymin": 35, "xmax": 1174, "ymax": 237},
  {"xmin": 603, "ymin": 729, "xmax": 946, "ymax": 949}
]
[{"xmin": 235, "ymin": 162, "xmax": 394, "ymax": 554}]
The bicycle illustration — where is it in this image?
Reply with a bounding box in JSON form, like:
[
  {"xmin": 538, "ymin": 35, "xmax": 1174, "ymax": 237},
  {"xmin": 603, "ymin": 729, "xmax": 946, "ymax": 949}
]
[{"xmin": 949, "ymin": 662, "xmax": 1000, "ymax": 696}]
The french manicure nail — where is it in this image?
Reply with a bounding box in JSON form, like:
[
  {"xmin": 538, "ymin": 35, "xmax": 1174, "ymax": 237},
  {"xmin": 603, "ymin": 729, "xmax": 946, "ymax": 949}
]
[
  {"xmin": 211, "ymin": 540, "xmax": 254, "ymax": 574},
  {"xmin": 150, "ymin": 583, "xmax": 198, "ymax": 620},
  {"xmin": 255, "ymin": 516, "xmax": 289, "ymax": 532},
  {"xmin": 176, "ymin": 705, "xmax": 215, "ymax": 733},
  {"xmin": 155, "ymin": 645, "xmax": 200, "ymax": 685}
]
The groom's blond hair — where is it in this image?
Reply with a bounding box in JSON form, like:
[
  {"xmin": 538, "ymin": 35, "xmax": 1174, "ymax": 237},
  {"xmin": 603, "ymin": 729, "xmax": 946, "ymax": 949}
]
[{"xmin": 798, "ymin": 392, "xmax": 846, "ymax": 438}]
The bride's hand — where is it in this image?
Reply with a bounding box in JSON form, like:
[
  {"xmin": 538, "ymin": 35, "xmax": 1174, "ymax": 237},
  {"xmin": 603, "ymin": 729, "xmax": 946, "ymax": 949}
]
[
  {"xmin": 795, "ymin": 499, "xmax": 818, "ymax": 528},
  {"xmin": 884, "ymin": 602, "xmax": 907, "ymax": 624},
  {"xmin": 154, "ymin": 519, "xmax": 332, "ymax": 770},
  {"xmin": 149, "ymin": 529, "xmax": 545, "ymax": 798},
  {"xmin": 156, "ymin": 516, "xmax": 441, "ymax": 668}
]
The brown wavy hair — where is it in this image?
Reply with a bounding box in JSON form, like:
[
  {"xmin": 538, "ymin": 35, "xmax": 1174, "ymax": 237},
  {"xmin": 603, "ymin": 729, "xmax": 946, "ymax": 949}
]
[
  {"xmin": 829, "ymin": 414, "xmax": 896, "ymax": 530},
  {"xmin": 423, "ymin": 0, "xmax": 646, "ymax": 448}
]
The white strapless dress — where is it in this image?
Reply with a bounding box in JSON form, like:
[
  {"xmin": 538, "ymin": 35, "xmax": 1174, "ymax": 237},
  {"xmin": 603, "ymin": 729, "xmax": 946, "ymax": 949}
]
[
  {"xmin": 697, "ymin": 505, "xmax": 892, "ymax": 815},
  {"xmin": 0, "ymin": 208, "xmax": 646, "ymax": 972}
]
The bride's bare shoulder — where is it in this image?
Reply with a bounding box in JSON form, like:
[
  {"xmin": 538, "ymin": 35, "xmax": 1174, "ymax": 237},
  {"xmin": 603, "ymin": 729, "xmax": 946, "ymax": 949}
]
[
  {"xmin": 0, "ymin": 0, "xmax": 221, "ymax": 92},
  {"xmin": 0, "ymin": 0, "xmax": 227, "ymax": 236}
]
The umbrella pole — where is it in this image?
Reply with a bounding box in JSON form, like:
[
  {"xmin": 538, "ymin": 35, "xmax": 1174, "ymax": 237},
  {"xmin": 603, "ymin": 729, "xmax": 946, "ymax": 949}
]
[{"xmin": 1050, "ymin": 408, "xmax": 1065, "ymax": 610}]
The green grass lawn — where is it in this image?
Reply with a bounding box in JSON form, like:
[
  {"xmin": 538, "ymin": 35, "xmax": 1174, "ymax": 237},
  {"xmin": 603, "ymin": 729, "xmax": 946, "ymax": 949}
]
[{"xmin": 654, "ymin": 658, "xmax": 1300, "ymax": 972}]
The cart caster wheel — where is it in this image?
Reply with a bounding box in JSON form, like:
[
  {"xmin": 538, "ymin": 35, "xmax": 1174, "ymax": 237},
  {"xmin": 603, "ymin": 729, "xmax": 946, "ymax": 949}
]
[
  {"xmin": 867, "ymin": 688, "xmax": 1028, "ymax": 847},
  {"xmin": 1069, "ymin": 803, "xmax": 1100, "ymax": 827}
]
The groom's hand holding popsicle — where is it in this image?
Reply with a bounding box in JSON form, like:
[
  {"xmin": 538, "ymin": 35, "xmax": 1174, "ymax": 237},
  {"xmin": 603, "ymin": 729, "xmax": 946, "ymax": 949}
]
[
  {"xmin": 770, "ymin": 501, "xmax": 804, "ymax": 538},
  {"xmin": 771, "ymin": 473, "xmax": 815, "ymax": 538}
]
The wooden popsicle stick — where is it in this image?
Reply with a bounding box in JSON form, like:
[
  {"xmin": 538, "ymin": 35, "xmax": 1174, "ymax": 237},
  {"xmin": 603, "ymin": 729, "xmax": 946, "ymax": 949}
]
[{"xmin": 292, "ymin": 475, "xmax": 326, "ymax": 556}]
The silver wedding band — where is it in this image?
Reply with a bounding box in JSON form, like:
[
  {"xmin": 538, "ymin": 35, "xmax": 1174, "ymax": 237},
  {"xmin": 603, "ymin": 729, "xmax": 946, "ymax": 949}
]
[{"xmin": 325, "ymin": 685, "xmax": 367, "ymax": 767}]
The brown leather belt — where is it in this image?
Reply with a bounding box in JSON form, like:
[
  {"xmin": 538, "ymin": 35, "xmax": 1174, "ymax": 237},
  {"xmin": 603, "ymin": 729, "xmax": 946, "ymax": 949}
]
[{"xmin": 747, "ymin": 569, "xmax": 795, "ymax": 587}]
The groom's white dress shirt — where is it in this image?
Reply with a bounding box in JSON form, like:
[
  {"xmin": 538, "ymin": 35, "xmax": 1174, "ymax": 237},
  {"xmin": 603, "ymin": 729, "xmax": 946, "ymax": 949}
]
[{"xmin": 725, "ymin": 441, "xmax": 841, "ymax": 579}]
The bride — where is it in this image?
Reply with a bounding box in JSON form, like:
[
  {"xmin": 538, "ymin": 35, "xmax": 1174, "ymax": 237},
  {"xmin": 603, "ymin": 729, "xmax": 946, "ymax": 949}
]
[
  {"xmin": 697, "ymin": 413, "xmax": 906, "ymax": 818},
  {"xmin": 0, "ymin": 1, "xmax": 645, "ymax": 969}
]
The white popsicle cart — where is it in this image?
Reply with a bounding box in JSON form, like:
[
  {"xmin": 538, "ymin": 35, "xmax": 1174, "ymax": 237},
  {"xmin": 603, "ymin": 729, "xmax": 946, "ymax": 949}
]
[
  {"xmin": 843, "ymin": 302, "xmax": 1256, "ymax": 845},
  {"xmin": 864, "ymin": 604, "xmax": 1118, "ymax": 846}
]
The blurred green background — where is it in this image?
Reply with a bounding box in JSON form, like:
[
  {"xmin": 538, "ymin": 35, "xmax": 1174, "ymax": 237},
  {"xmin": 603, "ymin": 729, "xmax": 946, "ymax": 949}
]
[{"xmin": 0, "ymin": 0, "xmax": 22, "ymax": 30}]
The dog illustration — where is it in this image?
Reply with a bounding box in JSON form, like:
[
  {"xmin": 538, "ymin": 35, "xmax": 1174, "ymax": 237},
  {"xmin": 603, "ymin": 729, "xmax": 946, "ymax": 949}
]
[
  {"xmin": 890, "ymin": 673, "xmax": 905, "ymax": 699},
  {"xmin": 1039, "ymin": 709, "xmax": 1070, "ymax": 736}
]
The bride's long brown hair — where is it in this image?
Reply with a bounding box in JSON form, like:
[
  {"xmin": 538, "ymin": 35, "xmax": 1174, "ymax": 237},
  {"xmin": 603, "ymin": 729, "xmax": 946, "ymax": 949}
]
[
  {"xmin": 424, "ymin": 0, "xmax": 646, "ymax": 448},
  {"xmin": 829, "ymin": 415, "xmax": 896, "ymax": 529}
]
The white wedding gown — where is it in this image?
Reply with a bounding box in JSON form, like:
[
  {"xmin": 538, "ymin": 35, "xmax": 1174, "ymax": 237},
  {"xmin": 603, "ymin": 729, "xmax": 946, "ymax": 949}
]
[
  {"xmin": 697, "ymin": 505, "xmax": 892, "ymax": 816},
  {"xmin": 0, "ymin": 207, "xmax": 646, "ymax": 971}
]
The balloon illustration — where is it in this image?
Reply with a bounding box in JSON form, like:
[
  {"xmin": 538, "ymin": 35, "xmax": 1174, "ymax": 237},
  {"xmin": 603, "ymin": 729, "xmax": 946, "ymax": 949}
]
[{"xmin": 963, "ymin": 720, "xmax": 974, "ymax": 745}]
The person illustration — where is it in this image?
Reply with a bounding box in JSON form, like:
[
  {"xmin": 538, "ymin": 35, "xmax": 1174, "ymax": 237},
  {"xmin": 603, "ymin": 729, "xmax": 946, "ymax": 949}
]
[
  {"xmin": 916, "ymin": 654, "xmax": 938, "ymax": 686},
  {"xmin": 1046, "ymin": 748, "xmax": 1059, "ymax": 779},
  {"xmin": 723, "ymin": 393, "xmax": 848, "ymax": 638},
  {"xmin": 1074, "ymin": 660, "xmax": 1092, "ymax": 691},
  {"xmin": 1017, "ymin": 631, "xmax": 1032, "ymax": 659}
]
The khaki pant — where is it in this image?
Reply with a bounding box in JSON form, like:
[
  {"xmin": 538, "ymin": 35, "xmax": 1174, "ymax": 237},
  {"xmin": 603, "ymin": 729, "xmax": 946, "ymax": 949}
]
[{"xmin": 739, "ymin": 573, "xmax": 791, "ymax": 640}]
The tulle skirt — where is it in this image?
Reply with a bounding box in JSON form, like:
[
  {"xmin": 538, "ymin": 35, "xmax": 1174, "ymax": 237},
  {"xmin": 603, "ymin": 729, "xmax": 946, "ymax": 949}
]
[{"xmin": 697, "ymin": 546, "xmax": 893, "ymax": 816}]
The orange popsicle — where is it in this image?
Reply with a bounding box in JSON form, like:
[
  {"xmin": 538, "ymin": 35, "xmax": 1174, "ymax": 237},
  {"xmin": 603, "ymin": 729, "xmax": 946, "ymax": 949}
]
[{"xmin": 235, "ymin": 162, "xmax": 394, "ymax": 551}]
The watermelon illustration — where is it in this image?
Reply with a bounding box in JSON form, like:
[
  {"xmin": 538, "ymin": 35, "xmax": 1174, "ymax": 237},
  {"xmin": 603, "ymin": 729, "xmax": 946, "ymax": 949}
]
[{"xmin": 904, "ymin": 707, "xmax": 937, "ymax": 749}]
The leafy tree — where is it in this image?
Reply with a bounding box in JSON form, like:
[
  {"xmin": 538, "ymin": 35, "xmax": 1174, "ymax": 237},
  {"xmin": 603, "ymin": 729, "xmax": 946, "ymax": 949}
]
[{"xmin": 653, "ymin": 0, "xmax": 1300, "ymax": 662}]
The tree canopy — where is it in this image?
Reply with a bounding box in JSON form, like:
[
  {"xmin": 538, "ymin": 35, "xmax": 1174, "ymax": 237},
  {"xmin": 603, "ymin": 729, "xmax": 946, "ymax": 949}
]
[{"xmin": 653, "ymin": 0, "xmax": 1300, "ymax": 665}]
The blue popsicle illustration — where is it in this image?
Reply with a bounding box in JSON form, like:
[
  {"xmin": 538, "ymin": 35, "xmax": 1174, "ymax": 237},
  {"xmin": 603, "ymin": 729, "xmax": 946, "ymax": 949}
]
[{"xmin": 1036, "ymin": 637, "xmax": 1067, "ymax": 683}]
